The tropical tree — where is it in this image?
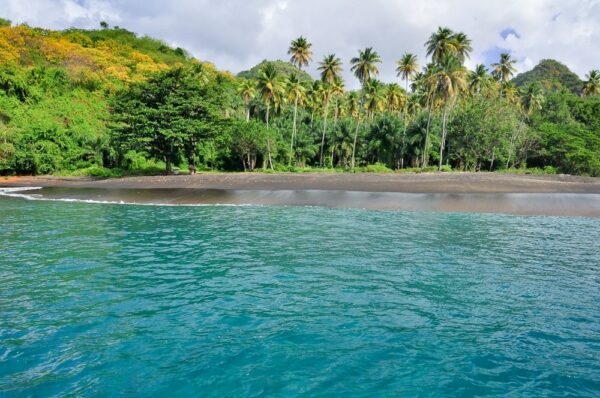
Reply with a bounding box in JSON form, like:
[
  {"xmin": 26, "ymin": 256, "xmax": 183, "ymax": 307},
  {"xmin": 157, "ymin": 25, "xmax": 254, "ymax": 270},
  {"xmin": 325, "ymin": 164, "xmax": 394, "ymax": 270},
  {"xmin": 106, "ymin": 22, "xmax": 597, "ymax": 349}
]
[
  {"xmin": 256, "ymin": 63, "xmax": 282, "ymax": 169},
  {"xmin": 582, "ymin": 70, "xmax": 600, "ymax": 96},
  {"xmin": 350, "ymin": 47, "xmax": 381, "ymax": 168},
  {"xmin": 287, "ymin": 36, "xmax": 313, "ymax": 164},
  {"xmin": 288, "ymin": 36, "xmax": 313, "ymax": 71},
  {"xmin": 435, "ymin": 54, "xmax": 467, "ymax": 171},
  {"xmin": 425, "ymin": 27, "xmax": 456, "ymax": 65},
  {"xmin": 237, "ymin": 79, "xmax": 256, "ymax": 122},
  {"xmin": 317, "ymin": 54, "xmax": 343, "ymax": 166},
  {"xmin": 396, "ymin": 52, "xmax": 419, "ymax": 167},
  {"xmin": 492, "ymin": 53, "xmax": 517, "ymax": 83},
  {"xmin": 285, "ymin": 72, "xmax": 306, "ymax": 164},
  {"xmin": 520, "ymin": 83, "xmax": 544, "ymax": 115},
  {"xmin": 364, "ymin": 79, "xmax": 386, "ymax": 120},
  {"xmin": 451, "ymin": 32, "xmax": 473, "ymax": 64},
  {"xmin": 385, "ymin": 83, "xmax": 404, "ymax": 114},
  {"xmin": 469, "ymin": 64, "xmax": 490, "ymax": 95}
]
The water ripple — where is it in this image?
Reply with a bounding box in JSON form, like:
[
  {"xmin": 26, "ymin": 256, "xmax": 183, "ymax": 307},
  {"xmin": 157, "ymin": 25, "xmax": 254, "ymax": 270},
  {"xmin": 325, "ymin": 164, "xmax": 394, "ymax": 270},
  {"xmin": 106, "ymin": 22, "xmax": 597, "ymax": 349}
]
[{"xmin": 1, "ymin": 197, "xmax": 599, "ymax": 397}]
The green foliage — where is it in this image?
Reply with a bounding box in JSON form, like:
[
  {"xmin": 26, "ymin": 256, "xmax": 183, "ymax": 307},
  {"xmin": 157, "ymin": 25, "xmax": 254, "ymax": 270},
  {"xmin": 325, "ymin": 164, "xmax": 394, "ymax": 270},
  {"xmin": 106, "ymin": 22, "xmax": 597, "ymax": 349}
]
[
  {"xmin": 238, "ymin": 60, "xmax": 313, "ymax": 83},
  {"xmin": 0, "ymin": 23, "xmax": 598, "ymax": 177},
  {"xmin": 111, "ymin": 66, "xmax": 230, "ymax": 173},
  {"xmin": 512, "ymin": 59, "xmax": 583, "ymax": 94}
]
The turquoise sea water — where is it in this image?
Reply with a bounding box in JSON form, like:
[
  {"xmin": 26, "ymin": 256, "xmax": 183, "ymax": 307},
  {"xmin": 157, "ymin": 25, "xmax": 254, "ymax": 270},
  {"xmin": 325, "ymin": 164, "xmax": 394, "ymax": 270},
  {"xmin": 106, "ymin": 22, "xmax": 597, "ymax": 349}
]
[{"xmin": 1, "ymin": 196, "xmax": 599, "ymax": 397}]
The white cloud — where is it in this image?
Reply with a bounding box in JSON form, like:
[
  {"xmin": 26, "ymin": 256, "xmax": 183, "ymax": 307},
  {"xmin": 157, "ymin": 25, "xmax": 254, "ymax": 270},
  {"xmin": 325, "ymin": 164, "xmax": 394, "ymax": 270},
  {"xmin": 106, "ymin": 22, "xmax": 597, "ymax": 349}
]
[{"xmin": 1, "ymin": 0, "xmax": 599, "ymax": 87}]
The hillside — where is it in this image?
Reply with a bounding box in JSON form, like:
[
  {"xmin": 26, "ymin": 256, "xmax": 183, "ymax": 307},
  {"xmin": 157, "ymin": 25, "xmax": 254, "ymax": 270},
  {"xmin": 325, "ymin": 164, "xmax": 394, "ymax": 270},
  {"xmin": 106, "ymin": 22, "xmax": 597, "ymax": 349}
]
[
  {"xmin": 0, "ymin": 22, "xmax": 232, "ymax": 175},
  {"xmin": 512, "ymin": 59, "xmax": 583, "ymax": 94},
  {"xmin": 238, "ymin": 60, "xmax": 313, "ymax": 82}
]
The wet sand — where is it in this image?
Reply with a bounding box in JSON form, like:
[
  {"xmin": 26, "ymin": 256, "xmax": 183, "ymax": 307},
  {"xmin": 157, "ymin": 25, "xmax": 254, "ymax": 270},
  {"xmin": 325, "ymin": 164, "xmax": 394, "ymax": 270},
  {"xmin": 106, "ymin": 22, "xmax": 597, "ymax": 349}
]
[
  {"xmin": 2, "ymin": 173, "xmax": 600, "ymax": 217},
  {"xmin": 3, "ymin": 172, "xmax": 600, "ymax": 193}
]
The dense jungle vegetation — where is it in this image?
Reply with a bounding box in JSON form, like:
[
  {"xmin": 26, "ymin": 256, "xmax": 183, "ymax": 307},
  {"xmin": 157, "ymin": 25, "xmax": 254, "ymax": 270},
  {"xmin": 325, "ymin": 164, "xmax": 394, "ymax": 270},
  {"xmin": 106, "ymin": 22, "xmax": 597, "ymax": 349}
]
[{"xmin": 1, "ymin": 18, "xmax": 599, "ymax": 176}]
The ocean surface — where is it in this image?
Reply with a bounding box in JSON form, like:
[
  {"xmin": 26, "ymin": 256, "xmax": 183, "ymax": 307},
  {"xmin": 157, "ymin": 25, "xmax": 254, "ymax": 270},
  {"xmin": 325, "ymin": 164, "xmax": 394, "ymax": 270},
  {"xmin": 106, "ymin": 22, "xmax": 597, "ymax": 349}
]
[{"xmin": 1, "ymin": 194, "xmax": 599, "ymax": 397}]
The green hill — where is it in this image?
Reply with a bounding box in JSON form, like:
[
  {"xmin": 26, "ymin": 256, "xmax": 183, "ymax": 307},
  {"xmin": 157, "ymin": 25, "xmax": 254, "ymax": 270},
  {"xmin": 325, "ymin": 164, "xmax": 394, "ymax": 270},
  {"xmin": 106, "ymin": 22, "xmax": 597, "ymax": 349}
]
[
  {"xmin": 238, "ymin": 60, "xmax": 313, "ymax": 82},
  {"xmin": 512, "ymin": 59, "xmax": 583, "ymax": 94}
]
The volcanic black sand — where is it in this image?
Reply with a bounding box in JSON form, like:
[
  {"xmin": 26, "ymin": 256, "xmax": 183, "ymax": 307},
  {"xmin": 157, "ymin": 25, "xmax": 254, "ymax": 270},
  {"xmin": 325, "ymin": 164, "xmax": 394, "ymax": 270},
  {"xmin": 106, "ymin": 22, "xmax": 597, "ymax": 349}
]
[{"xmin": 2, "ymin": 173, "xmax": 600, "ymax": 216}]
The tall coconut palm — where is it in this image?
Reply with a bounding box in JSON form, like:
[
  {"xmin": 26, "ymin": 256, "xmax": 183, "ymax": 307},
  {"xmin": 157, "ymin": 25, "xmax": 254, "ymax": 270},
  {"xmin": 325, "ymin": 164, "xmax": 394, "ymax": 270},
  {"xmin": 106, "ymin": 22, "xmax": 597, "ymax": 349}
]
[
  {"xmin": 451, "ymin": 32, "xmax": 473, "ymax": 64},
  {"xmin": 520, "ymin": 83, "xmax": 544, "ymax": 115},
  {"xmin": 396, "ymin": 52, "xmax": 419, "ymax": 168},
  {"xmin": 435, "ymin": 54, "xmax": 467, "ymax": 171},
  {"xmin": 469, "ymin": 64, "xmax": 490, "ymax": 94},
  {"xmin": 326, "ymin": 78, "xmax": 346, "ymax": 167},
  {"xmin": 317, "ymin": 54, "xmax": 343, "ymax": 166},
  {"xmin": 420, "ymin": 63, "xmax": 439, "ymax": 167},
  {"xmin": 349, "ymin": 47, "xmax": 381, "ymax": 168},
  {"xmin": 286, "ymin": 72, "xmax": 306, "ymax": 165},
  {"xmin": 350, "ymin": 47, "xmax": 382, "ymax": 85},
  {"xmin": 287, "ymin": 36, "xmax": 313, "ymax": 164},
  {"xmin": 492, "ymin": 53, "xmax": 517, "ymax": 83},
  {"xmin": 256, "ymin": 63, "xmax": 282, "ymax": 170},
  {"xmin": 288, "ymin": 36, "xmax": 313, "ymax": 70},
  {"xmin": 426, "ymin": 27, "xmax": 456, "ymax": 65},
  {"xmin": 364, "ymin": 79, "xmax": 386, "ymax": 120},
  {"xmin": 237, "ymin": 79, "xmax": 256, "ymax": 122},
  {"xmin": 385, "ymin": 83, "xmax": 404, "ymax": 114},
  {"xmin": 582, "ymin": 70, "xmax": 600, "ymax": 96}
]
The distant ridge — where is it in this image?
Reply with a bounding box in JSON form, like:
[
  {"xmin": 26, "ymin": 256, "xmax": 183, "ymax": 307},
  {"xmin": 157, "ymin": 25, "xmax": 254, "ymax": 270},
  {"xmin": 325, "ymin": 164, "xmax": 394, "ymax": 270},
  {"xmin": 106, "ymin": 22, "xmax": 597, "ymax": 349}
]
[
  {"xmin": 237, "ymin": 60, "xmax": 313, "ymax": 82},
  {"xmin": 512, "ymin": 59, "xmax": 583, "ymax": 94}
]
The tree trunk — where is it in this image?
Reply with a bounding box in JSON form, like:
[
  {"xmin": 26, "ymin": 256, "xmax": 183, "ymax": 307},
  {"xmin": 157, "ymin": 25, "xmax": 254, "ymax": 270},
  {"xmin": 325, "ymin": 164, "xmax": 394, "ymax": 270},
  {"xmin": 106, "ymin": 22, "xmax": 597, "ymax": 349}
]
[
  {"xmin": 265, "ymin": 103, "xmax": 273, "ymax": 170},
  {"xmin": 401, "ymin": 77, "xmax": 409, "ymax": 169},
  {"xmin": 438, "ymin": 101, "xmax": 448, "ymax": 172},
  {"xmin": 351, "ymin": 117, "xmax": 361, "ymax": 170},
  {"xmin": 165, "ymin": 157, "xmax": 172, "ymax": 175},
  {"xmin": 490, "ymin": 148, "xmax": 495, "ymax": 171},
  {"xmin": 246, "ymin": 106, "xmax": 250, "ymax": 123},
  {"xmin": 423, "ymin": 93, "xmax": 435, "ymax": 167},
  {"xmin": 320, "ymin": 96, "xmax": 330, "ymax": 167},
  {"xmin": 289, "ymin": 95, "xmax": 299, "ymax": 166}
]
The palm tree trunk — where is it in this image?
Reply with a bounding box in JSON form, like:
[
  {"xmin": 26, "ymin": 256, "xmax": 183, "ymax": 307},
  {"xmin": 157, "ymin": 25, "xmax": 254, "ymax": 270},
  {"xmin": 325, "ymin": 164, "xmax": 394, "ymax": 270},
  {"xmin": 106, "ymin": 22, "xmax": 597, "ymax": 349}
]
[
  {"xmin": 289, "ymin": 95, "xmax": 299, "ymax": 166},
  {"xmin": 400, "ymin": 77, "xmax": 409, "ymax": 169},
  {"xmin": 351, "ymin": 93, "xmax": 366, "ymax": 170},
  {"xmin": 246, "ymin": 105, "xmax": 250, "ymax": 122},
  {"xmin": 320, "ymin": 96, "xmax": 330, "ymax": 167},
  {"xmin": 490, "ymin": 147, "xmax": 495, "ymax": 171},
  {"xmin": 438, "ymin": 100, "xmax": 448, "ymax": 172},
  {"xmin": 266, "ymin": 103, "xmax": 273, "ymax": 170},
  {"xmin": 422, "ymin": 93, "xmax": 435, "ymax": 167}
]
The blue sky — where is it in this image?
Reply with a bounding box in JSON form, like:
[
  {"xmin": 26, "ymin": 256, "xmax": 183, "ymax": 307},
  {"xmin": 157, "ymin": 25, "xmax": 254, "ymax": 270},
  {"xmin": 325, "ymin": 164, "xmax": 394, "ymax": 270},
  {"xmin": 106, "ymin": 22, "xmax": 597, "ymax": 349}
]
[{"xmin": 1, "ymin": 0, "xmax": 598, "ymax": 87}]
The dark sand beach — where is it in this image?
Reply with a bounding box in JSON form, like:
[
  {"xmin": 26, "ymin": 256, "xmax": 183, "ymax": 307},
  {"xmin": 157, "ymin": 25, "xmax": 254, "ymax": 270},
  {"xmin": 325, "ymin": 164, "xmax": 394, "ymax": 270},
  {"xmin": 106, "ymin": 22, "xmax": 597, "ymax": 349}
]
[{"xmin": 2, "ymin": 173, "xmax": 600, "ymax": 216}]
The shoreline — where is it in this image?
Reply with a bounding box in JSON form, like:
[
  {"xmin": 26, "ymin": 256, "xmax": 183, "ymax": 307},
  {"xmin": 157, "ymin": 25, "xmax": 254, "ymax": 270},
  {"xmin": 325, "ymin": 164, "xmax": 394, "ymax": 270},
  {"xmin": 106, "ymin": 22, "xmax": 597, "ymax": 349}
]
[
  {"xmin": 2, "ymin": 173, "xmax": 600, "ymax": 217},
  {"xmin": 2, "ymin": 172, "xmax": 600, "ymax": 193}
]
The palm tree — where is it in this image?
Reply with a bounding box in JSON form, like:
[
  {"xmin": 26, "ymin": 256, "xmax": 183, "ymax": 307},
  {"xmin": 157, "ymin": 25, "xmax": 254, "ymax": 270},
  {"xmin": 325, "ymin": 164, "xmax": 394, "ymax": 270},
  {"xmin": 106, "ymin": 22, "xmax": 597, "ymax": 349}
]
[
  {"xmin": 582, "ymin": 70, "xmax": 600, "ymax": 96},
  {"xmin": 452, "ymin": 32, "xmax": 472, "ymax": 64},
  {"xmin": 520, "ymin": 83, "xmax": 544, "ymax": 115},
  {"xmin": 364, "ymin": 79, "xmax": 385, "ymax": 120},
  {"xmin": 385, "ymin": 83, "xmax": 404, "ymax": 114},
  {"xmin": 426, "ymin": 27, "xmax": 456, "ymax": 65},
  {"xmin": 237, "ymin": 79, "xmax": 256, "ymax": 122},
  {"xmin": 256, "ymin": 63, "xmax": 282, "ymax": 170},
  {"xmin": 287, "ymin": 36, "xmax": 313, "ymax": 164},
  {"xmin": 317, "ymin": 54, "xmax": 343, "ymax": 166},
  {"xmin": 469, "ymin": 64, "xmax": 490, "ymax": 94},
  {"xmin": 492, "ymin": 53, "xmax": 517, "ymax": 83},
  {"xmin": 330, "ymin": 77, "xmax": 345, "ymax": 165},
  {"xmin": 350, "ymin": 47, "xmax": 381, "ymax": 169},
  {"xmin": 396, "ymin": 52, "xmax": 419, "ymax": 168},
  {"xmin": 420, "ymin": 63, "xmax": 439, "ymax": 167},
  {"xmin": 435, "ymin": 54, "xmax": 467, "ymax": 171},
  {"xmin": 286, "ymin": 72, "xmax": 306, "ymax": 165},
  {"xmin": 288, "ymin": 36, "xmax": 313, "ymax": 70},
  {"xmin": 350, "ymin": 47, "xmax": 382, "ymax": 84}
]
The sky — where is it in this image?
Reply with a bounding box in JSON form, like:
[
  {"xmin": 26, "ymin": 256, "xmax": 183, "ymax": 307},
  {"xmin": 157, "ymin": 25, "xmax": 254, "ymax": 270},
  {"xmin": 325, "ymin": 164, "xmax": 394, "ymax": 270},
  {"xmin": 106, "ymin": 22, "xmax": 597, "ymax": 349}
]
[{"xmin": 1, "ymin": 0, "xmax": 599, "ymax": 88}]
